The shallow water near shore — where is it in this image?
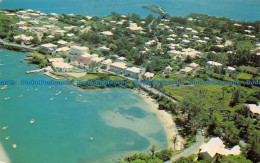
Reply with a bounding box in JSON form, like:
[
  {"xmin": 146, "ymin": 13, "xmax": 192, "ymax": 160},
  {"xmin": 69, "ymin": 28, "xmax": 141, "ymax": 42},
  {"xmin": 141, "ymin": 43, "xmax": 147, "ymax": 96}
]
[
  {"xmin": 0, "ymin": 49, "xmax": 167, "ymax": 163},
  {"xmin": 0, "ymin": 0, "xmax": 259, "ymax": 21}
]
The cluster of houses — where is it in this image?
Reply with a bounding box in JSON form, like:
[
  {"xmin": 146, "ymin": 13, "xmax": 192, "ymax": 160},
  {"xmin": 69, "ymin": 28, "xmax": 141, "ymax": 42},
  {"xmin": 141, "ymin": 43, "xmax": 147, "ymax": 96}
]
[{"xmin": 39, "ymin": 44, "xmax": 149, "ymax": 80}]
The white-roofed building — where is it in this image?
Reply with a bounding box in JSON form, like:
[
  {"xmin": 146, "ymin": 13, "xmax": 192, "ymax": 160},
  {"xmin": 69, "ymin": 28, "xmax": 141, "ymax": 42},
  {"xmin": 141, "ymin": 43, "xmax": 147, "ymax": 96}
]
[
  {"xmin": 110, "ymin": 62, "xmax": 127, "ymax": 75},
  {"xmin": 100, "ymin": 31, "xmax": 113, "ymax": 36},
  {"xmin": 16, "ymin": 21, "xmax": 26, "ymax": 27},
  {"xmin": 52, "ymin": 61, "xmax": 73, "ymax": 72},
  {"xmin": 70, "ymin": 46, "xmax": 89, "ymax": 55},
  {"xmin": 207, "ymin": 61, "xmax": 223, "ymax": 67},
  {"xmin": 101, "ymin": 59, "xmax": 112, "ymax": 70},
  {"xmin": 66, "ymin": 33, "xmax": 75, "ymax": 38},
  {"xmin": 99, "ymin": 46, "xmax": 110, "ymax": 52},
  {"xmin": 246, "ymin": 104, "xmax": 260, "ymax": 120},
  {"xmin": 180, "ymin": 67, "xmax": 193, "ymax": 74},
  {"xmin": 57, "ymin": 40, "xmax": 68, "ymax": 46},
  {"xmin": 14, "ymin": 34, "xmax": 33, "ymax": 43},
  {"xmin": 48, "ymin": 17, "xmax": 58, "ymax": 23},
  {"xmin": 39, "ymin": 43, "xmax": 57, "ymax": 54},
  {"xmin": 189, "ymin": 63, "xmax": 199, "ymax": 69},
  {"xmin": 199, "ymin": 137, "xmax": 225, "ymax": 161},
  {"xmin": 118, "ymin": 57, "xmax": 126, "ymax": 62},
  {"xmin": 226, "ymin": 66, "xmax": 236, "ymax": 73},
  {"xmin": 125, "ymin": 67, "xmax": 142, "ymax": 79},
  {"xmin": 55, "ymin": 47, "xmax": 70, "ymax": 55},
  {"xmin": 182, "ymin": 39, "xmax": 190, "ymax": 44},
  {"xmin": 54, "ymin": 30, "xmax": 66, "ymax": 36},
  {"xmin": 164, "ymin": 66, "xmax": 172, "ymax": 74},
  {"xmin": 199, "ymin": 137, "xmax": 241, "ymax": 161},
  {"xmin": 18, "ymin": 27, "xmax": 28, "ymax": 32},
  {"xmin": 144, "ymin": 72, "xmax": 154, "ymax": 81},
  {"xmin": 64, "ymin": 26, "xmax": 77, "ymax": 31},
  {"xmin": 145, "ymin": 40, "xmax": 156, "ymax": 47}
]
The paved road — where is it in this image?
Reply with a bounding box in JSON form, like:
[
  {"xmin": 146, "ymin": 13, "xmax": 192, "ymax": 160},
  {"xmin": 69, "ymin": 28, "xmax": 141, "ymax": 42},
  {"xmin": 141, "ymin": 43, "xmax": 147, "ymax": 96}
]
[{"xmin": 166, "ymin": 130, "xmax": 204, "ymax": 163}]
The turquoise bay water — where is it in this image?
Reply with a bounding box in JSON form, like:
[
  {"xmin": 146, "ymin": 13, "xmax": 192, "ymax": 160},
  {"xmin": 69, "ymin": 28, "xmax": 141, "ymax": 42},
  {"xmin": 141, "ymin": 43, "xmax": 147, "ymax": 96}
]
[
  {"xmin": 0, "ymin": 49, "xmax": 167, "ymax": 163},
  {"xmin": 0, "ymin": 0, "xmax": 259, "ymax": 21}
]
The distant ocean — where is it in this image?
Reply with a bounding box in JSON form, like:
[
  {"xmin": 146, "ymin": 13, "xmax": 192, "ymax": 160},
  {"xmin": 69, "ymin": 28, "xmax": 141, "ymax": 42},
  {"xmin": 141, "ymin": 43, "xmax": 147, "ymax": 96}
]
[
  {"xmin": 0, "ymin": 0, "xmax": 259, "ymax": 21},
  {"xmin": 0, "ymin": 49, "xmax": 167, "ymax": 162}
]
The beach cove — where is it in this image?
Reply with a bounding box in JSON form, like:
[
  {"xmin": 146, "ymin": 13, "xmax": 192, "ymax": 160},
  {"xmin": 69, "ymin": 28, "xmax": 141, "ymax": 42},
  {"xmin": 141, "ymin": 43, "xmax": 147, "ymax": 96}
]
[{"xmin": 0, "ymin": 48, "xmax": 180, "ymax": 162}]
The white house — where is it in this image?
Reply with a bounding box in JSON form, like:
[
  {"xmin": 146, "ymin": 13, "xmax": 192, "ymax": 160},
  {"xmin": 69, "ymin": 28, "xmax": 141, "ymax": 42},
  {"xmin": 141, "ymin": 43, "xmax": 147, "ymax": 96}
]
[
  {"xmin": 207, "ymin": 61, "xmax": 223, "ymax": 67},
  {"xmin": 189, "ymin": 63, "xmax": 199, "ymax": 69},
  {"xmin": 48, "ymin": 17, "xmax": 58, "ymax": 23},
  {"xmin": 55, "ymin": 47, "xmax": 70, "ymax": 55},
  {"xmin": 39, "ymin": 43, "xmax": 57, "ymax": 54},
  {"xmin": 246, "ymin": 104, "xmax": 260, "ymax": 120},
  {"xmin": 110, "ymin": 62, "xmax": 127, "ymax": 75},
  {"xmin": 16, "ymin": 21, "xmax": 26, "ymax": 27},
  {"xmin": 54, "ymin": 30, "xmax": 66, "ymax": 36},
  {"xmin": 180, "ymin": 67, "xmax": 193, "ymax": 74},
  {"xmin": 144, "ymin": 72, "xmax": 154, "ymax": 80},
  {"xmin": 70, "ymin": 46, "xmax": 89, "ymax": 55},
  {"xmin": 125, "ymin": 67, "xmax": 142, "ymax": 79},
  {"xmin": 200, "ymin": 137, "xmax": 241, "ymax": 161},
  {"xmin": 70, "ymin": 55, "xmax": 92, "ymax": 69},
  {"xmin": 164, "ymin": 66, "xmax": 172, "ymax": 74},
  {"xmin": 100, "ymin": 31, "xmax": 113, "ymax": 36},
  {"xmin": 52, "ymin": 62, "xmax": 73, "ymax": 72},
  {"xmin": 99, "ymin": 46, "xmax": 110, "ymax": 52},
  {"xmin": 101, "ymin": 59, "xmax": 112, "ymax": 70}
]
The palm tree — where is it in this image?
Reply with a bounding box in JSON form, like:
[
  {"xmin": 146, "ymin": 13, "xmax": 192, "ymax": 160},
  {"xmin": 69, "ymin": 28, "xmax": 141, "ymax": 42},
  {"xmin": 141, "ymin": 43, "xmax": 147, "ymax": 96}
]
[
  {"xmin": 150, "ymin": 144, "xmax": 156, "ymax": 156},
  {"xmin": 171, "ymin": 136, "xmax": 178, "ymax": 150}
]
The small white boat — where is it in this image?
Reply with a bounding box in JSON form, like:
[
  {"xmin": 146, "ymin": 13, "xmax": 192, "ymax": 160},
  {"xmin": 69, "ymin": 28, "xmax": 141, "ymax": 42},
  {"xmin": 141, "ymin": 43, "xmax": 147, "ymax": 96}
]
[
  {"xmin": 12, "ymin": 144, "xmax": 17, "ymax": 149},
  {"xmin": 1, "ymin": 85, "xmax": 8, "ymax": 90},
  {"xmin": 18, "ymin": 95, "xmax": 23, "ymax": 98},
  {"xmin": 2, "ymin": 126, "xmax": 8, "ymax": 130},
  {"xmin": 30, "ymin": 119, "xmax": 35, "ymax": 124},
  {"xmin": 5, "ymin": 136, "xmax": 10, "ymax": 140},
  {"xmin": 90, "ymin": 136, "xmax": 93, "ymax": 142},
  {"xmin": 4, "ymin": 97, "xmax": 10, "ymax": 100},
  {"xmin": 70, "ymin": 92, "xmax": 73, "ymax": 94},
  {"xmin": 55, "ymin": 93, "xmax": 59, "ymax": 96},
  {"xmin": 79, "ymin": 95, "xmax": 82, "ymax": 97},
  {"xmin": 83, "ymin": 100, "xmax": 86, "ymax": 103},
  {"xmin": 50, "ymin": 98, "xmax": 54, "ymax": 101},
  {"xmin": 58, "ymin": 91, "xmax": 62, "ymax": 94},
  {"xmin": 35, "ymin": 89, "xmax": 38, "ymax": 91},
  {"xmin": 65, "ymin": 98, "xmax": 68, "ymax": 100}
]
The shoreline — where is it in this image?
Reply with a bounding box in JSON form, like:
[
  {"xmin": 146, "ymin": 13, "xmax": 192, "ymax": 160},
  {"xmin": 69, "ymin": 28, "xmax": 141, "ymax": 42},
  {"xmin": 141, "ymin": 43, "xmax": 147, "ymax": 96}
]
[
  {"xmin": 133, "ymin": 89, "xmax": 184, "ymax": 150},
  {"xmin": 0, "ymin": 143, "xmax": 11, "ymax": 163}
]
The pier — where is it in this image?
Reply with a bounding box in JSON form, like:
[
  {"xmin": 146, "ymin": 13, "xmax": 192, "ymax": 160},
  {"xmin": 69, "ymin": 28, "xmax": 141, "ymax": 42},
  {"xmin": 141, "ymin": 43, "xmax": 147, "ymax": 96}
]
[{"xmin": 26, "ymin": 69, "xmax": 44, "ymax": 74}]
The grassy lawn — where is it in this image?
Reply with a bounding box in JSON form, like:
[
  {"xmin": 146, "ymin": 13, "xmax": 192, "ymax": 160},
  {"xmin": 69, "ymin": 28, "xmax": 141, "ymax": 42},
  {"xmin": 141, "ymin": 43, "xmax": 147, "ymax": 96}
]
[{"xmin": 237, "ymin": 73, "xmax": 253, "ymax": 80}]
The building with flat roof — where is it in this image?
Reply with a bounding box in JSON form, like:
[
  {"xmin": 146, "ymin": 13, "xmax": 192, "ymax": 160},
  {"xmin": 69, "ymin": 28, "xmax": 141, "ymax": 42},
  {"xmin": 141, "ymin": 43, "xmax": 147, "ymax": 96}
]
[
  {"xmin": 110, "ymin": 62, "xmax": 127, "ymax": 75},
  {"xmin": 39, "ymin": 43, "xmax": 57, "ymax": 54},
  {"xmin": 125, "ymin": 67, "xmax": 142, "ymax": 79},
  {"xmin": 207, "ymin": 61, "xmax": 223, "ymax": 67},
  {"xmin": 70, "ymin": 46, "xmax": 89, "ymax": 55}
]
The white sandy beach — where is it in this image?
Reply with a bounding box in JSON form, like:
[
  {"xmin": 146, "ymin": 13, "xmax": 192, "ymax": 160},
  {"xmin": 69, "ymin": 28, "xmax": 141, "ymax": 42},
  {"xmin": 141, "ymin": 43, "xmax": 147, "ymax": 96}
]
[
  {"xmin": 134, "ymin": 90, "xmax": 184, "ymax": 150},
  {"xmin": 0, "ymin": 143, "xmax": 11, "ymax": 163}
]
